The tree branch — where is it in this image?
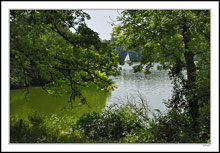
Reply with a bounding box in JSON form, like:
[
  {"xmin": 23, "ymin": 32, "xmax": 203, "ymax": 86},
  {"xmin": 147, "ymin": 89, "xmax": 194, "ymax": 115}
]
[
  {"xmin": 200, "ymin": 30, "xmax": 210, "ymax": 41},
  {"xmin": 54, "ymin": 24, "xmax": 77, "ymax": 47}
]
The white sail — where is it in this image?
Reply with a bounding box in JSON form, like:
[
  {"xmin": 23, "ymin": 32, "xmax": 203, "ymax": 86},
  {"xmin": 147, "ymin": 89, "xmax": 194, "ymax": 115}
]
[{"xmin": 124, "ymin": 53, "xmax": 130, "ymax": 62}]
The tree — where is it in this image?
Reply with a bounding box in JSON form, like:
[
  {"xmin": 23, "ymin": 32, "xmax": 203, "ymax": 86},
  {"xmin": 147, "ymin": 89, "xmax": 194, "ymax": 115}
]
[
  {"xmin": 112, "ymin": 10, "xmax": 210, "ymax": 130},
  {"xmin": 10, "ymin": 10, "xmax": 120, "ymax": 107}
]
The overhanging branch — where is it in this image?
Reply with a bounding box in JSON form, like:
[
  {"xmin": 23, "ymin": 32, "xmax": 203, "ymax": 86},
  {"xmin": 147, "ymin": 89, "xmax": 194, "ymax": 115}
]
[{"xmin": 54, "ymin": 24, "xmax": 77, "ymax": 47}]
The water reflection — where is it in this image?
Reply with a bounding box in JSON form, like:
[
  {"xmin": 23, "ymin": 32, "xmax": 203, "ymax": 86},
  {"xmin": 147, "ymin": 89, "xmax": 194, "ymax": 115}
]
[
  {"xmin": 106, "ymin": 63, "xmax": 173, "ymax": 112},
  {"xmin": 10, "ymin": 86, "xmax": 109, "ymax": 120},
  {"xmin": 10, "ymin": 63, "xmax": 173, "ymax": 119}
]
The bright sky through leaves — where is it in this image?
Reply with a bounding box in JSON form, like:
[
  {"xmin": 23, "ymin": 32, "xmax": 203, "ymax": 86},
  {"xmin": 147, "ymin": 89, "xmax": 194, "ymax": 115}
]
[{"xmin": 83, "ymin": 10, "xmax": 123, "ymax": 40}]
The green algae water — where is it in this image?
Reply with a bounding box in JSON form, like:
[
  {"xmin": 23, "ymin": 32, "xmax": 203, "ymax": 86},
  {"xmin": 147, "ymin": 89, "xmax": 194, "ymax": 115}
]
[
  {"xmin": 10, "ymin": 64, "xmax": 173, "ymax": 120},
  {"xmin": 10, "ymin": 86, "xmax": 110, "ymax": 120}
]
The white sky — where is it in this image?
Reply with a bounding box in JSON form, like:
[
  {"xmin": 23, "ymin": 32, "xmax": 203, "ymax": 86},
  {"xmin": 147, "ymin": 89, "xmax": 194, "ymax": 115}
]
[{"xmin": 83, "ymin": 10, "xmax": 123, "ymax": 40}]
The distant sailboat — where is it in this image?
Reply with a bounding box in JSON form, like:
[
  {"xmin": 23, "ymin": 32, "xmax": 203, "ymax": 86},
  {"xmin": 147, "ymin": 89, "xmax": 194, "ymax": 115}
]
[{"xmin": 124, "ymin": 53, "xmax": 130, "ymax": 62}]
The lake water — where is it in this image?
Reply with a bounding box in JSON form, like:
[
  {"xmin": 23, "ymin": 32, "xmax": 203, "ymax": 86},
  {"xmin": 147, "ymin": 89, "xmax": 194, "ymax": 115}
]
[
  {"xmin": 10, "ymin": 86, "xmax": 109, "ymax": 120},
  {"xmin": 10, "ymin": 63, "xmax": 173, "ymax": 119},
  {"xmin": 107, "ymin": 63, "xmax": 173, "ymax": 112}
]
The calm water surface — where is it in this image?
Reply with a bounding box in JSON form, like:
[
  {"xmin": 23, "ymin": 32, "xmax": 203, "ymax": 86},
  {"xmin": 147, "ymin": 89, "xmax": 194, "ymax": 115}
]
[
  {"xmin": 107, "ymin": 63, "xmax": 173, "ymax": 112},
  {"xmin": 10, "ymin": 87, "xmax": 109, "ymax": 120},
  {"xmin": 10, "ymin": 63, "xmax": 173, "ymax": 119}
]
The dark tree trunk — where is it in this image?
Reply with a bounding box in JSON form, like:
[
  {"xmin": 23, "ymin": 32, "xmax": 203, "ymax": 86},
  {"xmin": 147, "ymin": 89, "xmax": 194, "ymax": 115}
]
[
  {"xmin": 184, "ymin": 51, "xmax": 198, "ymax": 127},
  {"xmin": 182, "ymin": 23, "xmax": 199, "ymax": 130}
]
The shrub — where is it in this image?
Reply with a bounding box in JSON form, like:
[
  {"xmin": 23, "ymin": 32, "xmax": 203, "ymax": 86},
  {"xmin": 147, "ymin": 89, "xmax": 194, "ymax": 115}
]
[
  {"xmin": 10, "ymin": 113, "xmax": 83, "ymax": 143},
  {"xmin": 76, "ymin": 104, "xmax": 145, "ymax": 142},
  {"xmin": 10, "ymin": 114, "xmax": 47, "ymax": 143},
  {"xmin": 10, "ymin": 100, "xmax": 210, "ymax": 143}
]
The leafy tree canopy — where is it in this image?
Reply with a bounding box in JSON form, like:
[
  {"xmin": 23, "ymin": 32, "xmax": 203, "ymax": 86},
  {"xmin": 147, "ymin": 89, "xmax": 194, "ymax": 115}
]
[
  {"xmin": 112, "ymin": 10, "xmax": 209, "ymax": 74},
  {"xmin": 10, "ymin": 10, "xmax": 120, "ymax": 106},
  {"xmin": 112, "ymin": 10, "xmax": 210, "ymax": 129}
]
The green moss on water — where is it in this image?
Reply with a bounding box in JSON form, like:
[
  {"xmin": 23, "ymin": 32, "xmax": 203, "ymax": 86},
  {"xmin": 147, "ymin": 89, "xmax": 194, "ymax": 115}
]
[{"xmin": 10, "ymin": 86, "xmax": 110, "ymax": 121}]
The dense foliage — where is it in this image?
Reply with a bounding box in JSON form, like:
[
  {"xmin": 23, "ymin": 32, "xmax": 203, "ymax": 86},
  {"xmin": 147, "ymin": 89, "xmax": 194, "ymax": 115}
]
[
  {"xmin": 10, "ymin": 10, "xmax": 210, "ymax": 143},
  {"xmin": 10, "ymin": 10, "xmax": 120, "ymax": 106},
  {"xmin": 10, "ymin": 103, "xmax": 209, "ymax": 143},
  {"xmin": 112, "ymin": 10, "xmax": 210, "ymax": 134}
]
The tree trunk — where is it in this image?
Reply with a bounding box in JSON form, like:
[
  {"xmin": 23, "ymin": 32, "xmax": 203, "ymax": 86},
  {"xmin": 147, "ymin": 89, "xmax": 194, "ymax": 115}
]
[
  {"xmin": 184, "ymin": 51, "xmax": 198, "ymax": 127},
  {"xmin": 182, "ymin": 23, "xmax": 199, "ymax": 130}
]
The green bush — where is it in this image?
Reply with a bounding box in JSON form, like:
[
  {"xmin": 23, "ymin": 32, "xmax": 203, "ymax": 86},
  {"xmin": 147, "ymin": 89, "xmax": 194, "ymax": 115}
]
[
  {"xmin": 10, "ymin": 114, "xmax": 47, "ymax": 143},
  {"xmin": 10, "ymin": 102, "xmax": 210, "ymax": 143},
  {"xmin": 147, "ymin": 109, "xmax": 197, "ymax": 143},
  {"xmin": 198, "ymin": 102, "xmax": 210, "ymax": 142},
  {"xmin": 10, "ymin": 113, "xmax": 83, "ymax": 143},
  {"xmin": 76, "ymin": 104, "xmax": 145, "ymax": 142}
]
